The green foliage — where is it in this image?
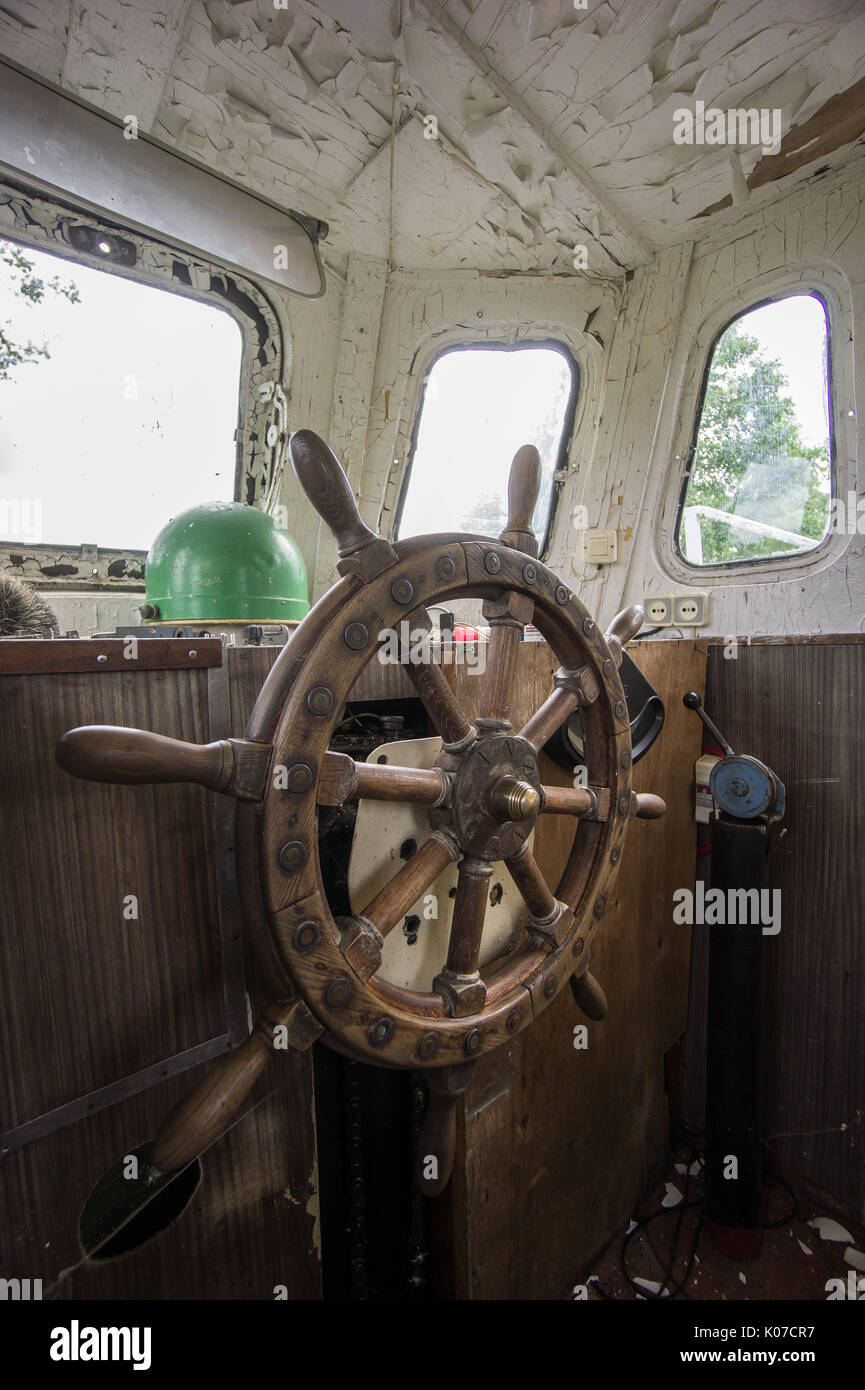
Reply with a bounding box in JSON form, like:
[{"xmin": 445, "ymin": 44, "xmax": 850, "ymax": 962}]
[
  {"xmin": 680, "ymin": 324, "xmax": 830, "ymax": 564},
  {"xmin": 0, "ymin": 240, "xmax": 81, "ymax": 381}
]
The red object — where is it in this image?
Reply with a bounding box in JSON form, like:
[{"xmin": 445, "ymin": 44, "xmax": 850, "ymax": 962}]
[
  {"xmin": 452, "ymin": 624, "xmax": 482, "ymax": 642},
  {"xmin": 704, "ymin": 1219, "xmax": 763, "ymax": 1261}
]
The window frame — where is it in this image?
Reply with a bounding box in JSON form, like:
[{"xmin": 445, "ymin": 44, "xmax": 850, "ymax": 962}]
[
  {"xmin": 0, "ymin": 175, "xmax": 287, "ymax": 592},
  {"xmin": 673, "ymin": 289, "xmax": 835, "ymax": 571},
  {"xmin": 659, "ymin": 265, "xmax": 856, "ymax": 589},
  {"xmin": 393, "ymin": 339, "xmax": 580, "ymax": 558}
]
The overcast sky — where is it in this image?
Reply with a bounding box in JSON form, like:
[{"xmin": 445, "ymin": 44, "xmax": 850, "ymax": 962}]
[
  {"xmin": 0, "ymin": 237, "xmax": 241, "ymax": 551},
  {"xmin": 397, "ymin": 345, "xmax": 572, "ymax": 543},
  {"xmin": 0, "ymin": 238, "xmax": 829, "ymax": 556}
]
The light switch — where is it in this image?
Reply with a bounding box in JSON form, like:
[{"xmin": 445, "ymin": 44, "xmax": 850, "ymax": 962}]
[{"xmin": 581, "ymin": 529, "xmax": 618, "ymax": 564}]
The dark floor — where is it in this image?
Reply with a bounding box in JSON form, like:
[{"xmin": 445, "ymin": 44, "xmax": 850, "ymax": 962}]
[{"xmin": 583, "ymin": 1141, "xmax": 865, "ymax": 1301}]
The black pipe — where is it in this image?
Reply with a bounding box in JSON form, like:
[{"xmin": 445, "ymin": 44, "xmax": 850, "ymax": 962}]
[{"xmin": 703, "ymin": 812, "xmax": 769, "ymax": 1257}]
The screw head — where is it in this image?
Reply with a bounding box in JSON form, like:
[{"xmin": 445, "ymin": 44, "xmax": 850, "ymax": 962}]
[
  {"xmin": 484, "ymin": 551, "xmax": 501, "ymax": 575},
  {"xmin": 610, "ymin": 847, "xmax": 621, "ymax": 865},
  {"xmin": 417, "ymin": 1032, "xmax": 439, "ymax": 1061},
  {"xmin": 307, "ymin": 685, "xmax": 334, "ymax": 716},
  {"xmin": 615, "ymin": 699, "xmax": 627, "ymax": 720},
  {"xmin": 344, "ymin": 621, "xmax": 370, "ymax": 650},
  {"xmin": 325, "ymin": 978, "xmax": 352, "ymax": 1011},
  {"xmin": 620, "ymin": 749, "xmax": 631, "ymax": 769},
  {"xmin": 369, "ymin": 1018, "xmax": 393, "ymax": 1048},
  {"xmin": 583, "ymin": 616, "xmax": 595, "ymax": 635},
  {"xmin": 465, "ymin": 1028, "xmax": 483, "ymax": 1055},
  {"xmin": 293, "ymin": 921, "xmax": 318, "ymax": 950},
  {"xmin": 603, "ymin": 658, "xmax": 615, "ymax": 678},
  {"xmin": 506, "ymin": 1007, "xmax": 523, "ymax": 1032},
  {"xmin": 436, "ymin": 554, "xmax": 457, "ymax": 582},
  {"xmin": 96, "ymin": 653, "xmax": 108, "ymax": 663},
  {"xmin": 286, "ymin": 763, "xmax": 314, "ymax": 792},
  {"xmin": 543, "ymin": 976, "xmax": 557, "ymax": 1000},
  {"xmin": 618, "ymin": 794, "xmax": 630, "ymax": 816},
  {"xmin": 523, "ymin": 562, "xmax": 537, "ymax": 583},
  {"xmin": 572, "ymin": 935, "xmax": 585, "ymax": 956},
  {"xmin": 593, "ymin": 895, "xmax": 606, "ymax": 918},
  {"xmin": 278, "ymin": 840, "xmax": 306, "ymax": 873},
  {"xmin": 390, "ymin": 576, "xmax": 415, "ymax": 605},
  {"xmin": 555, "ymin": 585, "xmax": 569, "ymax": 605}
]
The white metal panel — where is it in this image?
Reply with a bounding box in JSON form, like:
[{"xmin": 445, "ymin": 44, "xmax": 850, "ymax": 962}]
[{"xmin": 347, "ymin": 736, "xmax": 530, "ymax": 993}]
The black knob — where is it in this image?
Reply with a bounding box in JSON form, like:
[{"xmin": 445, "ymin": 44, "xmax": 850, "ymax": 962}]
[{"xmin": 682, "ymin": 690, "xmax": 734, "ymax": 756}]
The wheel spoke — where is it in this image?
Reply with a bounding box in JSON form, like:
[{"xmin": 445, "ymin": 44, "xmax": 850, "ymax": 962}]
[
  {"xmin": 444, "ymin": 858, "xmax": 491, "ymax": 976},
  {"xmin": 478, "ymin": 589, "xmax": 534, "ymax": 724},
  {"xmin": 540, "ymin": 785, "xmax": 596, "ymax": 817},
  {"xmin": 479, "ymin": 623, "xmax": 522, "ymax": 723},
  {"xmin": 539, "ymin": 786, "xmax": 666, "ymax": 821},
  {"xmin": 517, "ymin": 664, "xmax": 599, "ymax": 752},
  {"xmin": 433, "ymin": 857, "xmax": 491, "ymax": 1016},
  {"xmin": 505, "ymin": 844, "xmax": 557, "ymax": 921},
  {"xmin": 403, "ymin": 650, "xmax": 474, "ymax": 749},
  {"xmin": 518, "ymin": 686, "xmax": 579, "ymax": 751},
  {"xmin": 318, "ymin": 751, "xmax": 447, "ymax": 807},
  {"xmin": 360, "ymin": 832, "xmax": 458, "ymax": 939}
]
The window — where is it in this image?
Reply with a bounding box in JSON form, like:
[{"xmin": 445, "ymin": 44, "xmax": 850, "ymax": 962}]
[
  {"xmin": 0, "ymin": 235, "xmax": 242, "ymax": 553},
  {"xmin": 676, "ymin": 293, "xmax": 831, "ymax": 566},
  {"xmin": 396, "ymin": 344, "xmax": 576, "ymax": 551}
]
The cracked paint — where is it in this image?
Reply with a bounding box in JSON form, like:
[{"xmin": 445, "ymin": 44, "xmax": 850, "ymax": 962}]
[
  {"xmin": 0, "ymin": 0, "xmax": 863, "ymax": 643},
  {"xmin": 3, "ymin": 1, "xmax": 862, "ymax": 275}
]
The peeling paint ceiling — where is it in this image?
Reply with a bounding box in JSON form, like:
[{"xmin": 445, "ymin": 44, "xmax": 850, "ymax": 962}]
[{"xmin": 0, "ymin": 0, "xmax": 863, "ymax": 278}]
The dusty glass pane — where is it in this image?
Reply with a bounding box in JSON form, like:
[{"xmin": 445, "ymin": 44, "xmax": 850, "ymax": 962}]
[
  {"xmin": 397, "ymin": 345, "xmax": 573, "ymax": 546},
  {"xmin": 677, "ymin": 294, "xmax": 831, "ymax": 566},
  {"xmin": 0, "ymin": 237, "xmax": 242, "ymax": 552}
]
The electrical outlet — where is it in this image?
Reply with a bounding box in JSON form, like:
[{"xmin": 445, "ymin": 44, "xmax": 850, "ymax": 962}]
[
  {"xmin": 644, "ymin": 596, "xmax": 673, "ymax": 626},
  {"xmin": 673, "ymin": 592, "xmax": 709, "ymax": 626}
]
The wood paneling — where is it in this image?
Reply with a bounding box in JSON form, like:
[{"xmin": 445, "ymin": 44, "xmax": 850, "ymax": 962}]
[
  {"xmin": 0, "ymin": 642, "xmax": 319, "ymax": 1299},
  {"xmin": 0, "ymin": 666, "xmax": 224, "ymax": 1126},
  {"xmin": 0, "ymin": 1057, "xmax": 319, "ymax": 1300},
  {"xmin": 680, "ymin": 641, "xmax": 865, "ymax": 1224},
  {"xmin": 431, "ymin": 638, "xmax": 706, "ymax": 1299}
]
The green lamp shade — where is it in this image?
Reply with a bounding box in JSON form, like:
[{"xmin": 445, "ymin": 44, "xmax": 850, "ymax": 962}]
[{"xmin": 145, "ymin": 502, "xmax": 310, "ymax": 623}]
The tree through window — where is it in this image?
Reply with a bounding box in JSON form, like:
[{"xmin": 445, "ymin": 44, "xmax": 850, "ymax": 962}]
[{"xmin": 676, "ymin": 294, "xmax": 831, "ymax": 566}]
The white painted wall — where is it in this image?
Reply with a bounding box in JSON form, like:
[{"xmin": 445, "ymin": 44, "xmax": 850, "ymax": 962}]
[
  {"xmin": 309, "ymin": 157, "xmax": 864, "ymax": 640},
  {"xmin": 36, "ymin": 156, "xmax": 865, "ymax": 644}
]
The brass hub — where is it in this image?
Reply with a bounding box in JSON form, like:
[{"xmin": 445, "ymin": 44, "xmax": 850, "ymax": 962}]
[
  {"xmin": 432, "ymin": 731, "xmax": 540, "ymax": 860},
  {"xmin": 489, "ymin": 777, "xmax": 541, "ymax": 823}
]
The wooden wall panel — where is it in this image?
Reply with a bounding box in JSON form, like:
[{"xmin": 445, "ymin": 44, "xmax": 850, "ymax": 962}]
[
  {"xmin": 0, "ymin": 1057, "xmax": 319, "ymax": 1300},
  {"xmin": 431, "ymin": 639, "xmax": 706, "ymax": 1299},
  {"xmin": 0, "ymin": 643, "xmax": 320, "ymax": 1299},
  {"xmin": 679, "ymin": 640, "xmax": 865, "ymax": 1224},
  {"xmin": 0, "ymin": 666, "xmax": 224, "ymax": 1127}
]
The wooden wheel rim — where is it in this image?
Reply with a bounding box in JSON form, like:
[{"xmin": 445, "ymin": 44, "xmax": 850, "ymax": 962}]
[{"xmin": 244, "ymin": 533, "xmax": 632, "ymax": 1069}]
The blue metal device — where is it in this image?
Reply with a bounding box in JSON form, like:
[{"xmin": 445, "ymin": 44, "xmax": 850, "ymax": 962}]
[{"xmin": 682, "ymin": 691, "xmax": 785, "ymax": 819}]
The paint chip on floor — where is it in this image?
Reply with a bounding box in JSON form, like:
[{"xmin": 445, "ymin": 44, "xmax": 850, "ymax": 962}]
[
  {"xmin": 633, "ymin": 1276, "xmax": 668, "ymax": 1297},
  {"xmin": 808, "ymin": 1217, "xmax": 853, "ymax": 1243}
]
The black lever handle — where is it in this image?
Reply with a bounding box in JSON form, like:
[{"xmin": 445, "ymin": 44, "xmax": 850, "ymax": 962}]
[{"xmin": 683, "ymin": 692, "xmax": 734, "ymax": 756}]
